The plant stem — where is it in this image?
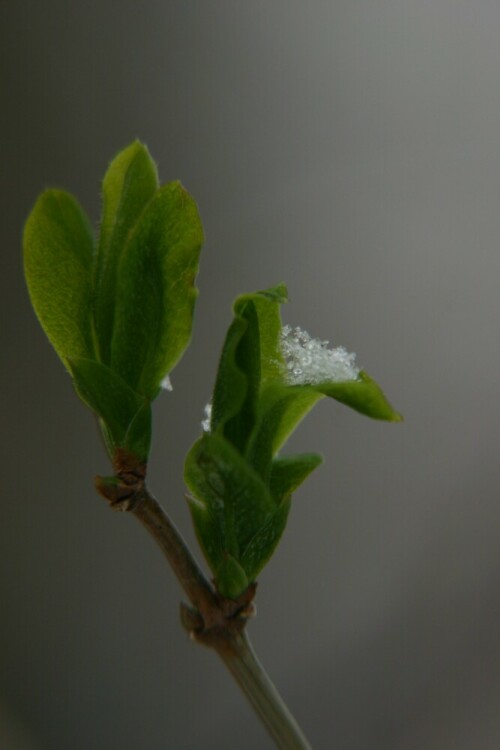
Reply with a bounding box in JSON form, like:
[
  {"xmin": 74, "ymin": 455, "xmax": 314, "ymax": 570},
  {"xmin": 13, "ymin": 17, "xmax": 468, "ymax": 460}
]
[
  {"xmin": 217, "ymin": 630, "xmax": 312, "ymax": 750},
  {"xmin": 101, "ymin": 477, "xmax": 312, "ymax": 749},
  {"xmin": 131, "ymin": 486, "xmax": 219, "ymax": 627}
]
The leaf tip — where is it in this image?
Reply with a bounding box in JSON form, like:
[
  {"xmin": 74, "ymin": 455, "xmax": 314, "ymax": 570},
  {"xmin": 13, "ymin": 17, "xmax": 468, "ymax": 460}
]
[{"xmin": 258, "ymin": 282, "xmax": 288, "ymax": 304}]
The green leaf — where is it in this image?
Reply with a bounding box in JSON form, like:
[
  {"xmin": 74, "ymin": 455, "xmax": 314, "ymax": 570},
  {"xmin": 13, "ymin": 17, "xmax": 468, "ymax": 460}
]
[
  {"xmin": 23, "ymin": 189, "xmax": 95, "ymax": 368},
  {"xmin": 124, "ymin": 400, "xmax": 152, "ymax": 463},
  {"xmin": 211, "ymin": 284, "xmax": 288, "ymax": 451},
  {"xmin": 234, "ymin": 282, "xmax": 288, "ymax": 384},
  {"xmin": 210, "ymin": 314, "xmax": 252, "ymax": 446},
  {"xmin": 240, "ymin": 497, "xmax": 291, "ymax": 581},
  {"xmin": 110, "ymin": 181, "xmax": 204, "ymax": 398},
  {"xmin": 219, "ymin": 300, "xmax": 261, "ymax": 451},
  {"xmin": 245, "ymin": 381, "xmax": 323, "ymax": 481},
  {"xmin": 186, "ymin": 494, "xmax": 225, "ymax": 576},
  {"xmin": 215, "ymin": 555, "xmax": 249, "ymax": 600},
  {"xmin": 269, "ymin": 453, "xmax": 323, "ymax": 503},
  {"xmin": 69, "ymin": 357, "xmax": 147, "ymax": 456},
  {"xmin": 316, "ymin": 370, "xmax": 402, "ymax": 422},
  {"xmin": 188, "ymin": 501, "xmax": 253, "ymax": 600},
  {"xmin": 244, "ymin": 371, "xmax": 399, "ymax": 483},
  {"xmin": 94, "ymin": 140, "xmax": 159, "ymax": 363},
  {"xmin": 185, "ymin": 433, "xmax": 275, "ymax": 559}
]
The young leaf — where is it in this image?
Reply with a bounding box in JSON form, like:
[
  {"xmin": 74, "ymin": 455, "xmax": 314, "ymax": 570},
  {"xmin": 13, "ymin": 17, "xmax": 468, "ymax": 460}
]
[
  {"xmin": 188, "ymin": 502, "xmax": 253, "ymax": 601},
  {"xmin": 245, "ymin": 382, "xmax": 323, "ymax": 481},
  {"xmin": 211, "ymin": 284, "xmax": 288, "ymax": 452},
  {"xmin": 218, "ymin": 300, "xmax": 261, "ymax": 452},
  {"xmin": 94, "ymin": 141, "xmax": 159, "ymax": 363},
  {"xmin": 215, "ymin": 555, "xmax": 249, "ymax": 600},
  {"xmin": 316, "ymin": 371, "xmax": 402, "ymax": 422},
  {"xmin": 23, "ymin": 190, "xmax": 95, "ymax": 368},
  {"xmin": 185, "ymin": 433, "xmax": 275, "ymax": 558},
  {"xmin": 240, "ymin": 497, "xmax": 291, "ymax": 581},
  {"xmin": 69, "ymin": 357, "xmax": 147, "ymax": 456},
  {"xmin": 124, "ymin": 401, "xmax": 152, "ymax": 463},
  {"xmin": 269, "ymin": 453, "xmax": 323, "ymax": 504},
  {"xmin": 278, "ymin": 324, "xmax": 401, "ymax": 421},
  {"xmin": 233, "ymin": 283, "xmax": 288, "ymax": 384},
  {"xmin": 110, "ymin": 182, "xmax": 204, "ymax": 398},
  {"xmin": 187, "ymin": 495, "xmax": 226, "ymax": 577},
  {"xmin": 210, "ymin": 314, "xmax": 251, "ymax": 446}
]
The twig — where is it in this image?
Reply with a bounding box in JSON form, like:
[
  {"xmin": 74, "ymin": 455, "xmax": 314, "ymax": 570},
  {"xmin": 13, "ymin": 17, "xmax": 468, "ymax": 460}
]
[
  {"xmin": 95, "ymin": 450, "xmax": 313, "ymax": 749},
  {"xmin": 217, "ymin": 630, "xmax": 312, "ymax": 750}
]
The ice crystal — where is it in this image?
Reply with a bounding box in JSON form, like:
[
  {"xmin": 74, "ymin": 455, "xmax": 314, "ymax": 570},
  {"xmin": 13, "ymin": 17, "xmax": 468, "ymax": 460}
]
[
  {"xmin": 201, "ymin": 402, "xmax": 212, "ymax": 432},
  {"xmin": 280, "ymin": 325, "xmax": 360, "ymax": 385},
  {"xmin": 161, "ymin": 375, "xmax": 173, "ymax": 391}
]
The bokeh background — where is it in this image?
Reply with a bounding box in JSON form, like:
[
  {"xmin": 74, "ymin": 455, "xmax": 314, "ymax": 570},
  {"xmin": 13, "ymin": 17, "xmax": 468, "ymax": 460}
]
[{"xmin": 1, "ymin": 2, "xmax": 499, "ymax": 748}]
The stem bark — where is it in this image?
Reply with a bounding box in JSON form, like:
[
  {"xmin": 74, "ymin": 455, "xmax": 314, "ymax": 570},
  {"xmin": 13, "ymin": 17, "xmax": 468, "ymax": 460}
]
[{"xmin": 97, "ymin": 462, "xmax": 312, "ymax": 749}]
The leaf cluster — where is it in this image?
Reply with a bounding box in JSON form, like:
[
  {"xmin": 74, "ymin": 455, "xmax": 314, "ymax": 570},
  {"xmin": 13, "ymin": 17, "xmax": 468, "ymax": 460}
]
[
  {"xmin": 23, "ymin": 142, "xmax": 203, "ymax": 461},
  {"xmin": 185, "ymin": 285, "xmax": 401, "ymax": 598}
]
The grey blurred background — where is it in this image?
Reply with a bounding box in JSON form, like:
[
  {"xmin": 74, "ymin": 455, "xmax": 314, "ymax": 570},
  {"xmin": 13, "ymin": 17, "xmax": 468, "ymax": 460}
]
[{"xmin": 1, "ymin": 2, "xmax": 499, "ymax": 748}]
